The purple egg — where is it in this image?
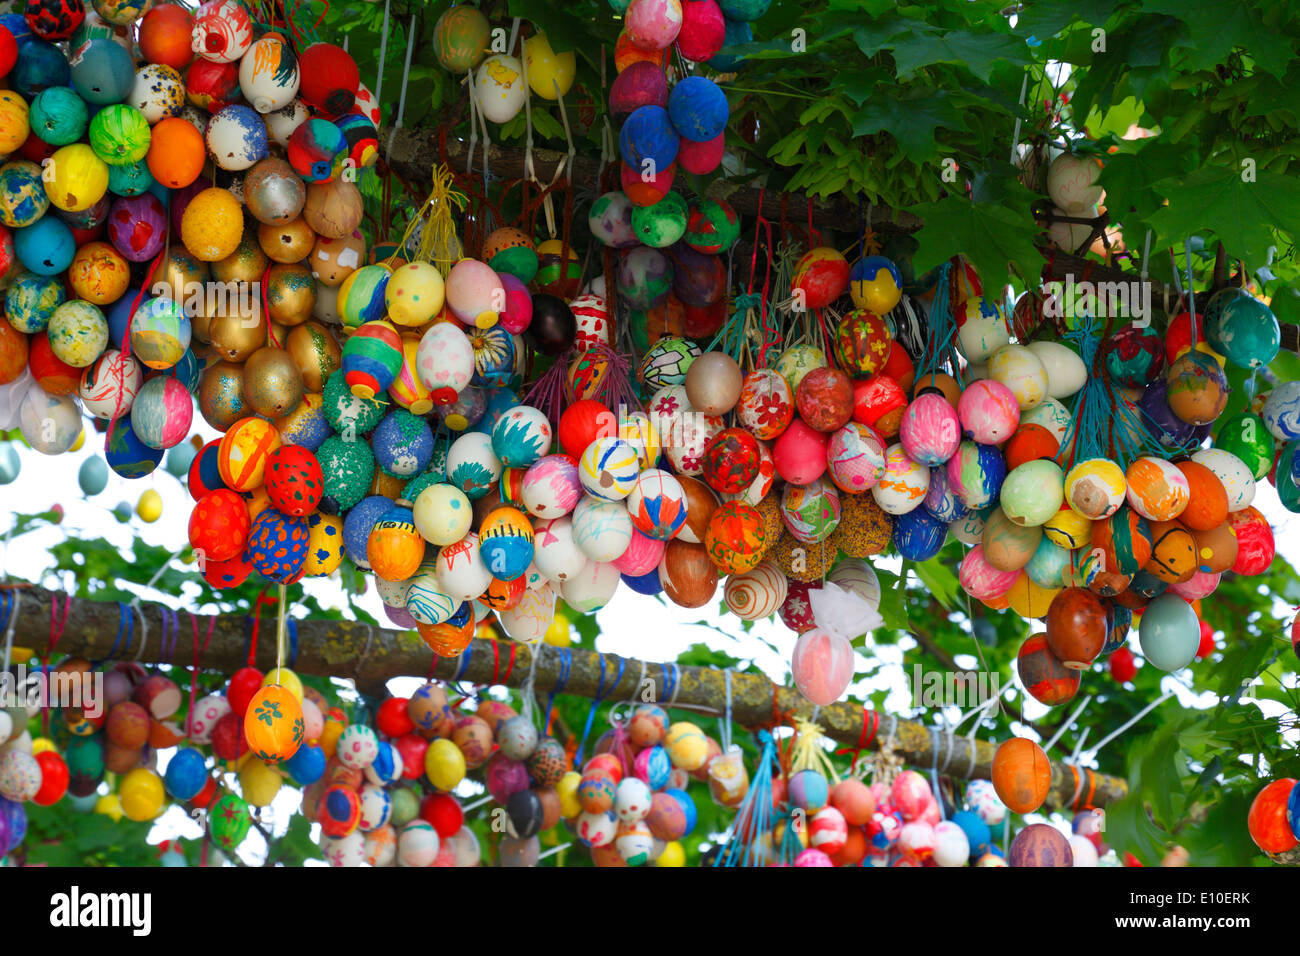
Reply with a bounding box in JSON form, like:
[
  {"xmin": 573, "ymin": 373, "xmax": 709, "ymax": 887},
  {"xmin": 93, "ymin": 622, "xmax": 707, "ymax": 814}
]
[
  {"xmin": 108, "ymin": 194, "xmax": 168, "ymax": 263},
  {"xmin": 668, "ymin": 242, "xmax": 726, "ymax": 308},
  {"xmin": 384, "ymin": 604, "xmax": 418, "ymax": 628},
  {"xmin": 609, "ymin": 61, "xmax": 669, "ymax": 118},
  {"xmin": 485, "ymin": 751, "xmax": 532, "ymax": 804},
  {"xmin": 1139, "ymin": 378, "xmax": 1196, "ymax": 447},
  {"xmin": 1009, "ymin": 822, "xmax": 1073, "ymax": 867},
  {"xmin": 0, "ymin": 796, "xmax": 24, "ymax": 853}
]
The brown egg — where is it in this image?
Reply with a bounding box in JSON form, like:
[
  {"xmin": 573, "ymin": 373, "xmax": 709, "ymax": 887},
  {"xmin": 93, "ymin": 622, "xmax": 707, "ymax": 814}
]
[
  {"xmin": 309, "ymin": 230, "xmax": 367, "ymax": 287},
  {"xmin": 285, "ymin": 320, "xmax": 341, "ymax": 392},
  {"xmin": 685, "ymin": 351, "xmax": 743, "ymax": 415},
  {"xmin": 408, "ymin": 683, "xmax": 453, "ymax": 739},
  {"xmin": 912, "ymin": 371, "xmax": 962, "ymax": 408},
  {"xmin": 104, "ymin": 741, "xmax": 143, "ymax": 775},
  {"xmin": 658, "ymin": 539, "xmax": 719, "ymax": 609},
  {"xmin": 208, "ymin": 290, "xmax": 267, "ymax": 362},
  {"xmin": 536, "ymin": 786, "xmax": 562, "ymax": 831},
  {"xmin": 198, "ymin": 360, "xmax": 247, "ymax": 429},
  {"xmin": 258, "ymin": 216, "xmax": 317, "ymax": 263},
  {"xmin": 211, "ymin": 230, "xmax": 269, "ymax": 284},
  {"xmin": 302, "ymin": 179, "xmax": 364, "ymax": 239},
  {"xmin": 266, "ymin": 262, "xmax": 317, "ymax": 326},
  {"xmin": 451, "ymin": 715, "xmax": 494, "ymax": 770},
  {"xmin": 242, "ymin": 346, "xmax": 304, "ymax": 419},
  {"xmin": 982, "ymin": 507, "xmax": 1043, "ymax": 572},
  {"xmin": 1190, "ymin": 520, "xmax": 1237, "ymax": 574},
  {"xmin": 675, "ymin": 475, "xmax": 718, "ymax": 544}
]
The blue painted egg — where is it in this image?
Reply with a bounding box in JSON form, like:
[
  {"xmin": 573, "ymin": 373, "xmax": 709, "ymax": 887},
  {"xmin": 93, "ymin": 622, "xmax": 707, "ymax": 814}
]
[
  {"xmin": 104, "ymin": 416, "xmax": 163, "ymax": 479},
  {"xmin": 244, "ymin": 508, "xmax": 310, "ymax": 584},
  {"xmin": 893, "ymin": 506, "xmax": 948, "ymax": 560},
  {"xmin": 371, "ymin": 408, "xmax": 434, "ymax": 477}
]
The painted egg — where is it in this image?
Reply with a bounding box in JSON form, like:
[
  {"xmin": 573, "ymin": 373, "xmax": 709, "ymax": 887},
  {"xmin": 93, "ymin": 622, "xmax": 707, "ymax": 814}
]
[
  {"xmin": 130, "ymin": 374, "xmax": 193, "ymax": 450},
  {"xmin": 946, "ymin": 441, "xmax": 1005, "ymax": 510},
  {"xmin": 959, "ymin": 544, "xmax": 1019, "ymax": 600},
  {"xmin": 780, "ymin": 478, "xmax": 840, "ymax": 545},
  {"xmin": 1189, "ymin": 448, "xmax": 1252, "ymax": 513},
  {"xmin": 244, "ymin": 684, "xmax": 304, "ymax": 765},
  {"xmin": 626, "ymin": 468, "xmax": 688, "ymax": 540},
  {"xmin": 735, "ymin": 368, "xmax": 793, "ymax": 441},
  {"xmin": 723, "ymin": 560, "xmax": 787, "ymax": 621},
  {"xmin": 1000, "ymin": 459, "xmax": 1065, "ymax": 527},
  {"xmin": 490, "ymin": 405, "xmax": 552, "ymax": 469},
  {"xmin": 824, "ymin": 421, "xmax": 886, "ymax": 494},
  {"xmin": 444, "ymin": 431, "xmax": 501, "ymax": 500},
  {"xmin": 78, "ymin": 348, "xmax": 142, "ymax": 418},
  {"xmin": 774, "ymin": 344, "xmax": 826, "ymax": 392},
  {"xmin": 899, "ymin": 391, "xmax": 960, "ymax": 466},
  {"xmin": 639, "ymin": 335, "xmax": 699, "ymax": 390},
  {"xmin": 871, "ymin": 444, "xmax": 929, "ymax": 515},
  {"xmin": 303, "ymin": 512, "xmax": 344, "ymax": 576},
  {"xmin": 700, "ymin": 427, "xmax": 760, "ymax": 495},
  {"xmin": 1021, "ymin": 397, "xmax": 1071, "ymax": 446},
  {"xmin": 1165, "ymin": 351, "xmax": 1228, "ymax": 426},
  {"xmin": 571, "ymin": 496, "xmax": 633, "ymax": 563},
  {"xmin": 521, "ymin": 454, "xmax": 583, "ymax": 519},
  {"xmin": 702, "ymin": 500, "xmax": 766, "ymax": 574},
  {"xmin": 922, "ymin": 465, "xmax": 967, "ymax": 523},
  {"xmin": 415, "ymin": 321, "xmax": 475, "ymax": 403},
  {"xmin": 1124, "ymin": 456, "xmax": 1190, "ymax": 522},
  {"xmin": 1064, "ymin": 458, "xmax": 1126, "ymax": 520},
  {"xmin": 834, "ymin": 308, "xmax": 893, "ymax": 378},
  {"xmin": 1212, "ymin": 411, "xmax": 1273, "ymax": 481},
  {"xmin": 497, "ymin": 582, "xmax": 557, "ymax": 643},
  {"xmin": 956, "ymin": 297, "xmax": 1010, "ymax": 363},
  {"xmin": 988, "ymin": 344, "xmax": 1047, "ymax": 410},
  {"xmin": 479, "ymin": 508, "xmax": 535, "ymax": 581},
  {"xmin": 1090, "ymin": 504, "xmax": 1153, "ymax": 576},
  {"xmin": 475, "ymin": 54, "xmax": 527, "ymax": 124},
  {"xmin": 1262, "ymin": 381, "xmax": 1300, "ymax": 442},
  {"xmin": 1225, "ymin": 506, "xmax": 1274, "ymax": 575},
  {"xmin": 579, "ymin": 437, "xmax": 641, "ymax": 501},
  {"xmin": 958, "ymin": 379, "xmax": 1019, "ymax": 445},
  {"xmin": 367, "ymin": 506, "xmax": 426, "ymax": 582},
  {"xmin": 244, "ymin": 508, "xmax": 310, "ymax": 583},
  {"xmin": 1104, "ymin": 322, "xmax": 1165, "ymax": 388},
  {"xmin": 530, "ymin": 516, "xmax": 587, "ymax": 584}
]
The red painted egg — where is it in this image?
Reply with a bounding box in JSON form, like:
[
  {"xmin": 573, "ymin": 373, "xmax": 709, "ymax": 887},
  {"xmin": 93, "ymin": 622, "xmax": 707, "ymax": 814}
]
[
  {"xmin": 188, "ymin": 488, "xmax": 250, "ymax": 563},
  {"xmin": 264, "ymin": 444, "xmax": 324, "ymax": 516},
  {"xmin": 796, "ymin": 366, "xmax": 854, "ymax": 433}
]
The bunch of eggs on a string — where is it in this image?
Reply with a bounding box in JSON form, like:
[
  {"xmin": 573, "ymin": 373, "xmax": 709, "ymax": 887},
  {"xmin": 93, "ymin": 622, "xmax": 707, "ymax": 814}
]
[{"xmin": 0, "ymin": 0, "xmax": 384, "ymax": 497}]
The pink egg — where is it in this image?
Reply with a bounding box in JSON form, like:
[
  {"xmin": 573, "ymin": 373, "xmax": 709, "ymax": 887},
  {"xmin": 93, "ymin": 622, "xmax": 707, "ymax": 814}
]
[
  {"xmin": 890, "ymin": 770, "xmax": 932, "ymax": 821},
  {"xmin": 791, "ymin": 627, "xmax": 854, "ymax": 706},
  {"xmin": 624, "ymin": 0, "xmax": 683, "ymax": 50},
  {"xmin": 498, "ymin": 273, "xmax": 533, "ymax": 334},
  {"xmin": 794, "ymin": 847, "xmax": 834, "ymax": 867},
  {"xmin": 612, "ymin": 528, "xmax": 665, "ymax": 576},
  {"xmin": 899, "ymin": 391, "xmax": 961, "ymax": 465},
  {"xmin": 677, "ymin": 132, "xmax": 724, "ymax": 175},
  {"xmin": 958, "ymin": 379, "xmax": 1020, "ymax": 444},
  {"xmin": 1168, "ymin": 569, "xmax": 1221, "ymax": 600},
  {"xmin": 773, "ymin": 417, "xmax": 828, "ymax": 485},
  {"xmin": 958, "ymin": 544, "xmax": 1019, "ymax": 599},
  {"xmin": 445, "ymin": 259, "xmax": 505, "ymax": 327},
  {"xmin": 897, "ymin": 820, "xmax": 936, "ymax": 860}
]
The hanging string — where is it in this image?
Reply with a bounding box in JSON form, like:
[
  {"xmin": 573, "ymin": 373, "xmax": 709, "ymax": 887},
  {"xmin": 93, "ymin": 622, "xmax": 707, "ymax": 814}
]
[
  {"xmin": 383, "ymin": 14, "xmax": 418, "ymax": 166},
  {"xmin": 574, "ymin": 654, "xmax": 626, "ymax": 766},
  {"xmin": 714, "ymin": 729, "xmax": 780, "ymax": 868},
  {"xmin": 243, "ymin": 591, "xmax": 278, "ymax": 668},
  {"xmin": 186, "ymin": 611, "xmax": 217, "ymax": 738},
  {"xmin": 544, "ymin": 648, "xmax": 572, "ymax": 735},
  {"xmin": 373, "ymin": 0, "xmax": 391, "ymax": 107},
  {"xmin": 834, "ymin": 702, "xmax": 880, "ymax": 774},
  {"xmin": 40, "ymin": 592, "xmax": 71, "ymax": 737},
  {"xmin": 916, "ymin": 262, "xmax": 955, "ymax": 381}
]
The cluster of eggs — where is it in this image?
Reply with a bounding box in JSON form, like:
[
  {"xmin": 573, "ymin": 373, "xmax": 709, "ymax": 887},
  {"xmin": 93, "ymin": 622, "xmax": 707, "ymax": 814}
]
[
  {"xmin": 0, "ymin": 0, "xmax": 381, "ymax": 500},
  {"xmin": 587, "ymin": 0, "xmax": 742, "ymax": 352}
]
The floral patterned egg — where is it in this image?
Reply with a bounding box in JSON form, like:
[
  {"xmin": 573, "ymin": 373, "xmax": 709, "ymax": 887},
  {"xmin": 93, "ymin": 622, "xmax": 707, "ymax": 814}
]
[
  {"xmin": 665, "ymin": 409, "xmax": 724, "ymax": 476},
  {"xmin": 701, "ymin": 427, "xmax": 760, "ymax": 494},
  {"xmin": 638, "ymin": 336, "xmax": 700, "ymax": 389},
  {"xmin": 779, "ymin": 579, "xmax": 821, "ymax": 633},
  {"xmin": 737, "ymin": 368, "xmax": 794, "ymax": 440},
  {"xmin": 774, "ymin": 344, "xmax": 826, "ymax": 391},
  {"xmin": 244, "ymin": 685, "xmax": 304, "ymax": 765},
  {"xmin": 826, "ymin": 421, "xmax": 887, "ymax": 493},
  {"xmin": 579, "ymin": 436, "xmax": 641, "ymax": 501},
  {"xmin": 871, "ymin": 443, "xmax": 930, "ymax": 515},
  {"xmin": 470, "ymin": 325, "xmax": 517, "ymax": 387},
  {"xmin": 244, "ymin": 508, "xmax": 310, "ymax": 584},
  {"xmin": 727, "ymin": 439, "xmax": 776, "ymax": 507},
  {"xmin": 781, "ymin": 478, "xmax": 842, "ymax": 544},
  {"xmin": 522, "ymin": 454, "xmax": 583, "ymax": 519},
  {"xmin": 899, "ymin": 391, "xmax": 960, "ymax": 466},
  {"xmin": 704, "ymin": 500, "xmax": 767, "ymax": 574},
  {"xmin": 491, "ymin": 404, "xmax": 553, "ymax": 468},
  {"xmin": 626, "ymin": 468, "xmax": 689, "ymax": 540}
]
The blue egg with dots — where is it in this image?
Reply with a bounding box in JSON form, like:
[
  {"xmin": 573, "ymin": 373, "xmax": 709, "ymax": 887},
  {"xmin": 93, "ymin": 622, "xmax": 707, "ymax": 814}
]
[
  {"xmin": 893, "ymin": 507, "xmax": 948, "ymax": 561},
  {"xmin": 620, "ymin": 104, "xmax": 679, "ymax": 171},
  {"xmin": 471, "ymin": 386, "xmax": 522, "ymax": 437},
  {"xmin": 668, "ymin": 76, "xmax": 729, "ymax": 143},
  {"xmin": 342, "ymin": 494, "xmax": 394, "ymax": 570}
]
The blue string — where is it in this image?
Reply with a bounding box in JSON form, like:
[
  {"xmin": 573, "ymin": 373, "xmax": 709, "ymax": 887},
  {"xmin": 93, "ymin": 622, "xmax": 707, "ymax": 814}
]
[
  {"xmin": 715, "ymin": 730, "xmax": 779, "ymax": 868},
  {"xmin": 454, "ymin": 642, "xmax": 473, "ymax": 682},
  {"xmin": 574, "ymin": 655, "xmax": 626, "ymax": 767},
  {"xmin": 0, "ymin": 592, "xmax": 11, "ymax": 662},
  {"xmin": 543, "ymin": 648, "xmax": 572, "ymax": 732},
  {"xmin": 918, "ymin": 263, "xmax": 955, "ymax": 380},
  {"xmin": 104, "ymin": 602, "xmax": 130, "ymax": 662},
  {"xmin": 705, "ymin": 292, "xmax": 762, "ymax": 362}
]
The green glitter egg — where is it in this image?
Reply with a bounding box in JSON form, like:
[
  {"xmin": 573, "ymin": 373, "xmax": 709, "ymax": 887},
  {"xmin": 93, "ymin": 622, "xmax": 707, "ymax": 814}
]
[
  {"xmin": 318, "ymin": 434, "xmax": 377, "ymax": 513},
  {"xmin": 322, "ymin": 369, "xmax": 385, "ymax": 435}
]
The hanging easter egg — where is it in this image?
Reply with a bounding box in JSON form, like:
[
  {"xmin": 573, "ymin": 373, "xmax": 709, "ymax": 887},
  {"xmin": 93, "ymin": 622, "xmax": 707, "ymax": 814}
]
[
  {"xmin": 834, "ymin": 309, "xmax": 892, "ymax": 379},
  {"xmin": 191, "ymin": 0, "xmax": 253, "ymax": 63},
  {"xmin": 723, "ymin": 560, "xmax": 787, "ymax": 621},
  {"xmin": 849, "ymin": 255, "xmax": 902, "ymax": 314},
  {"xmin": 1211, "ymin": 411, "xmax": 1272, "ymax": 482},
  {"xmin": 957, "ymin": 379, "xmax": 1019, "ymax": 445},
  {"xmin": 790, "ymin": 247, "xmax": 848, "ymax": 311},
  {"xmin": 791, "ymin": 628, "xmax": 854, "ymax": 707},
  {"xmin": 1165, "ymin": 350, "xmax": 1228, "ymax": 425},
  {"xmin": 203, "ymin": 103, "xmax": 267, "ymax": 172},
  {"xmin": 1064, "ymin": 458, "xmax": 1126, "ymax": 520},
  {"xmin": 445, "ymin": 431, "xmax": 502, "ymax": 499},
  {"xmin": 703, "ymin": 500, "xmax": 766, "ymax": 574},
  {"xmin": 1000, "ymin": 459, "xmax": 1064, "ymax": 528},
  {"xmin": 1205, "ymin": 289, "xmax": 1279, "ymax": 370},
  {"xmin": 17, "ymin": 385, "xmax": 80, "ymax": 455},
  {"xmin": 368, "ymin": 505, "xmax": 425, "ymax": 582},
  {"xmin": 415, "ymin": 321, "xmax": 474, "ymax": 404},
  {"xmin": 474, "ymin": 54, "xmax": 527, "ymax": 124},
  {"xmin": 341, "ymin": 319, "xmax": 401, "ymax": 400},
  {"xmin": 520, "ymin": 454, "xmax": 582, "ymax": 519},
  {"xmin": 639, "ymin": 335, "xmax": 700, "ymax": 390},
  {"xmin": 77, "ymin": 347, "xmax": 141, "ymax": 418},
  {"xmin": 871, "ymin": 443, "xmax": 929, "ymax": 515},
  {"xmin": 0, "ymin": 160, "xmax": 50, "ymax": 229},
  {"xmin": 1262, "ymin": 381, "xmax": 1300, "ymax": 442},
  {"xmin": 579, "ymin": 437, "xmax": 641, "ymax": 501},
  {"xmin": 958, "ymin": 544, "xmax": 1019, "ymax": 601},
  {"xmin": 1046, "ymin": 152, "xmax": 1102, "ymax": 213},
  {"xmin": 625, "ymin": 468, "xmax": 687, "ymax": 540},
  {"xmin": 522, "ymin": 31, "xmax": 575, "ymax": 100},
  {"xmin": 433, "ymin": 4, "xmax": 489, "ymax": 73},
  {"xmin": 898, "ymin": 391, "xmax": 960, "ymax": 466},
  {"xmin": 991, "ymin": 737, "xmax": 1050, "ymax": 814},
  {"xmin": 235, "ymin": 34, "xmax": 299, "ymax": 115},
  {"xmin": 946, "ymin": 440, "xmax": 1005, "ymax": 510},
  {"xmin": 734, "ymin": 368, "xmax": 793, "ymax": 441},
  {"xmin": 823, "ymin": 422, "xmax": 886, "ymax": 495},
  {"xmin": 244, "ymin": 684, "xmax": 304, "ymax": 765},
  {"xmin": 588, "ymin": 191, "xmax": 639, "ymax": 249},
  {"xmin": 479, "ymin": 507, "xmax": 536, "ymax": 582},
  {"xmin": 1103, "ymin": 321, "xmax": 1165, "ymax": 388},
  {"xmin": 130, "ymin": 375, "xmax": 192, "ymax": 450},
  {"xmin": 244, "ymin": 507, "xmax": 310, "ymax": 584},
  {"xmin": 1137, "ymin": 593, "xmax": 1199, "ymax": 670},
  {"xmin": 1124, "ymin": 456, "xmax": 1190, "ymax": 522}
]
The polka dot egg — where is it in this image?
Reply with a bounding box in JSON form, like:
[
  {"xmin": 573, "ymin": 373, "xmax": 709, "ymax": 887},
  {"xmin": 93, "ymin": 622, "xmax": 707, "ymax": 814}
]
[{"xmin": 337, "ymin": 724, "xmax": 380, "ymax": 770}]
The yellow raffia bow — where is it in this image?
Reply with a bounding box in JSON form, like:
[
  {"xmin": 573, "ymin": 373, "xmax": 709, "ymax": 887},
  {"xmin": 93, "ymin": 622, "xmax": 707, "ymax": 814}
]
[
  {"xmin": 389, "ymin": 163, "xmax": 468, "ymax": 277},
  {"xmin": 789, "ymin": 717, "xmax": 840, "ymax": 785}
]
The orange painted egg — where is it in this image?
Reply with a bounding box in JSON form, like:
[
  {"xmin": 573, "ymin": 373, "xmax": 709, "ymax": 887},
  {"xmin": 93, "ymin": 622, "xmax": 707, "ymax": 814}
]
[
  {"xmin": 244, "ymin": 684, "xmax": 305, "ymax": 765},
  {"xmin": 991, "ymin": 737, "xmax": 1051, "ymax": 814}
]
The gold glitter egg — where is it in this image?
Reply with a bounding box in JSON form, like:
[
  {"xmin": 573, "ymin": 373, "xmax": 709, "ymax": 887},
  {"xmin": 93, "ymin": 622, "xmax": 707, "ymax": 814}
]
[
  {"xmin": 242, "ymin": 346, "xmax": 305, "ymax": 419},
  {"xmin": 286, "ymin": 320, "xmax": 341, "ymax": 392},
  {"xmin": 266, "ymin": 263, "xmax": 317, "ymax": 327},
  {"xmin": 212, "ymin": 231, "xmax": 270, "ymax": 284},
  {"xmin": 198, "ymin": 360, "xmax": 247, "ymax": 430},
  {"xmin": 773, "ymin": 529, "xmax": 834, "ymax": 582},
  {"xmin": 208, "ymin": 294, "xmax": 267, "ymax": 362}
]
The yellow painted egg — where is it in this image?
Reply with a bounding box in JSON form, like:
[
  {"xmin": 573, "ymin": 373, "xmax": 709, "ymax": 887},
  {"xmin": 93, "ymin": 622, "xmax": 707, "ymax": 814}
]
[
  {"xmin": 261, "ymin": 667, "xmax": 304, "ymax": 704},
  {"xmin": 556, "ymin": 770, "xmax": 582, "ymax": 818},
  {"xmin": 425, "ymin": 737, "xmax": 466, "ymax": 791},
  {"xmin": 523, "ymin": 32, "xmax": 576, "ymax": 100},
  {"xmin": 303, "ymin": 512, "xmax": 345, "ymax": 576},
  {"xmin": 118, "ymin": 768, "xmax": 165, "ymax": 821},
  {"xmin": 664, "ymin": 722, "xmax": 709, "ymax": 771},
  {"xmin": 655, "ymin": 840, "xmax": 686, "ymax": 866},
  {"xmin": 239, "ymin": 758, "xmax": 284, "ymax": 807},
  {"xmin": 94, "ymin": 793, "xmax": 124, "ymax": 821},
  {"xmin": 1005, "ymin": 571, "xmax": 1061, "ymax": 619},
  {"xmin": 45, "ymin": 144, "xmax": 109, "ymax": 212},
  {"xmin": 1043, "ymin": 502, "xmax": 1092, "ymax": 550},
  {"xmin": 386, "ymin": 261, "xmax": 446, "ymax": 327},
  {"xmin": 1064, "ymin": 458, "xmax": 1127, "ymax": 520}
]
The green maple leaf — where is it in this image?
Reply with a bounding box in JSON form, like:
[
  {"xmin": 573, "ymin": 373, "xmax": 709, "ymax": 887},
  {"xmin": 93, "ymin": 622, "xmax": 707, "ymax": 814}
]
[
  {"xmin": 908, "ymin": 197, "xmax": 1044, "ymax": 290},
  {"xmin": 851, "ymin": 91, "xmax": 965, "ymax": 161},
  {"xmin": 1098, "ymin": 142, "xmax": 1197, "ymax": 221},
  {"xmin": 887, "ymin": 29, "xmax": 1032, "ymax": 84},
  {"xmin": 1014, "ymin": 0, "xmax": 1122, "ymax": 38},
  {"xmin": 1143, "ymin": 0, "xmax": 1294, "ymax": 77},
  {"xmin": 1147, "ymin": 165, "xmax": 1300, "ymax": 271}
]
